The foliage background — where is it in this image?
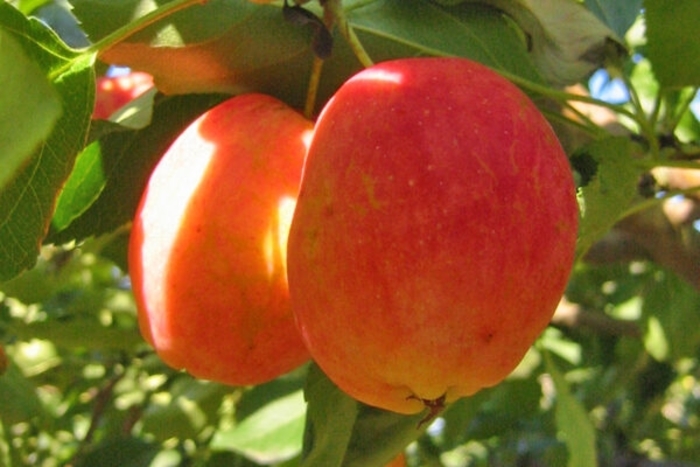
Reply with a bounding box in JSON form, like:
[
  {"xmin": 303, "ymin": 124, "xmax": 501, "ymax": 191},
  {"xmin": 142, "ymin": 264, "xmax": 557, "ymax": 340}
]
[{"xmin": 1, "ymin": 0, "xmax": 700, "ymax": 466}]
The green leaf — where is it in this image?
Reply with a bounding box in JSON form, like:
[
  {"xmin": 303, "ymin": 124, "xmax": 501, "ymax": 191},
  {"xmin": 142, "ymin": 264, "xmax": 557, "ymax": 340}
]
[
  {"xmin": 0, "ymin": 360, "xmax": 47, "ymax": 425},
  {"xmin": 545, "ymin": 352, "xmax": 597, "ymax": 467},
  {"xmin": 300, "ymin": 363, "xmax": 426, "ymax": 467},
  {"xmin": 72, "ymin": 0, "xmax": 315, "ymax": 101},
  {"xmin": 575, "ymin": 136, "xmax": 639, "ymax": 259},
  {"xmin": 342, "ymin": 404, "xmax": 428, "ymax": 467},
  {"xmin": 211, "ymin": 389, "xmax": 306, "ymax": 464},
  {"xmin": 47, "ymin": 93, "xmax": 227, "ymax": 244},
  {"xmin": 233, "ymin": 371, "xmax": 307, "ymax": 422},
  {"xmin": 72, "ymin": 0, "xmax": 543, "ymax": 113},
  {"xmin": 584, "ymin": 0, "xmax": 642, "ymax": 38},
  {"xmin": 0, "ymin": 2, "xmax": 94, "ymax": 281},
  {"xmin": 460, "ymin": 379, "xmax": 540, "ymax": 441},
  {"xmin": 74, "ymin": 437, "xmax": 159, "ymax": 467},
  {"xmin": 348, "ymin": 0, "xmax": 542, "ymax": 82},
  {"xmin": 15, "ymin": 0, "xmax": 53, "ymax": 15},
  {"xmin": 300, "ymin": 363, "xmax": 359, "ymax": 467},
  {"xmin": 461, "ymin": 0, "xmax": 625, "ymax": 85},
  {"xmin": 0, "ymin": 30, "xmax": 61, "ymax": 191},
  {"xmin": 49, "ymin": 89, "xmax": 157, "ymax": 232},
  {"xmin": 645, "ymin": 0, "xmax": 700, "ymax": 88},
  {"xmin": 642, "ymin": 270, "xmax": 700, "ymax": 361},
  {"xmin": 142, "ymin": 378, "xmax": 230, "ymax": 441},
  {"xmin": 11, "ymin": 320, "xmax": 143, "ymax": 351}
]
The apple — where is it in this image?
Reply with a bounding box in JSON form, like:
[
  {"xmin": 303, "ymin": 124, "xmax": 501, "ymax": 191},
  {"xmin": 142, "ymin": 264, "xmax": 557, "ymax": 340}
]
[
  {"xmin": 287, "ymin": 58, "xmax": 578, "ymax": 416},
  {"xmin": 129, "ymin": 93, "xmax": 313, "ymax": 385},
  {"xmin": 385, "ymin": 453, "xmax": 407, "ymax": 467},
  {"xmin": 93, "ymin": 71, "xmax": 154, "ymax": 120}
]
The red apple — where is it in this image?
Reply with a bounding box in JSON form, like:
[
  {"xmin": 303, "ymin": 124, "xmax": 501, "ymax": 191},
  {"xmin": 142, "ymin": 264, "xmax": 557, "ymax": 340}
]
[
  {"xmin": 129, "ymin": 93, "xmax": 313, "ymax": 385},
  {"xmin": 287, "ymin": 58, "xmax": 578, "ymax": 415},
  {"xmin": 93, "ymin": 71, "xmax": 154, "ymax": 120}
]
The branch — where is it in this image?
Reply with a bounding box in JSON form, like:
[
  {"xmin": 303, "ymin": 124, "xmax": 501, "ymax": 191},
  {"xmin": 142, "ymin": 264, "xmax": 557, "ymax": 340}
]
[{"xmin": 552, "ymin": 298, "xmax": 641, "ymax": 338}]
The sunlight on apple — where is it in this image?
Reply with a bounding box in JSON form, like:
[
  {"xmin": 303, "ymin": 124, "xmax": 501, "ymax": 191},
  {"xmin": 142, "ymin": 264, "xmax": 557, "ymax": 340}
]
[
  {"xmin": 138, "ymin": 126, "xmax": 216, "ymax": 347},
  {"xmin": 263, "ymin": 196, "xmax": 297, "ymax": 281},
  {"xmin": 348, "ymin": 68, "xmax": 404, "ymax": 86},
  {"xmin": 301, "ymin": 128, "xmax": 314, "ymax": 151}
]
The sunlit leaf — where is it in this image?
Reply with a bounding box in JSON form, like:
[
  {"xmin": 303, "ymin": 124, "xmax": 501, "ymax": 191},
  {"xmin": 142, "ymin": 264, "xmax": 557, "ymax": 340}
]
[
  {"xmin": 0, "ymin": 30, "xmax": 61, "ymax": 191},
  {"xmin": 212, "ymin": 389, "xmax": 306, "ymax": 464},
  {"xmin": 11, "ymin": 320, "xmax": 143, "ymax": 351},
  {"xmin": 47, "ymin": 93, "xmax": 227, "ymax": 245},
  {"xmin": 575, "ymin": 136, "xmax": 639, "ymax": 259}
]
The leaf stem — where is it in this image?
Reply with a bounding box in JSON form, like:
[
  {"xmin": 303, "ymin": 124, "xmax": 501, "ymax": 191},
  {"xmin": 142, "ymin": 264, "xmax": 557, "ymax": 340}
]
[
  {"xmin": 635, "ymin": 158, "xmax": 700, "ymax": 171},
  {"xmin": 498, "ymin": 69, "xmax": 643, "ymax": 134},
  {"xmin": 619, "ymin": 184, "xmax": 700, "ymax": 221},
  {"xmin": 668, "ymin": 87, "xmax": 699, "ymax": 134},
  {"xmin": 84, "ymin": 0, "xmax": 206, "ymax": 58},
  {"xmin": 540, "ymin": 108, "xmax": 604, "ymax": 139}
]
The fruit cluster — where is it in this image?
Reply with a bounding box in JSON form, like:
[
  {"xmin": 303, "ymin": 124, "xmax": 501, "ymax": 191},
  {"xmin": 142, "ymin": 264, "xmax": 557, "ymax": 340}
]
[{"xmin": 129, "ymin": 58, "xmax": 578, "ymax": 417}]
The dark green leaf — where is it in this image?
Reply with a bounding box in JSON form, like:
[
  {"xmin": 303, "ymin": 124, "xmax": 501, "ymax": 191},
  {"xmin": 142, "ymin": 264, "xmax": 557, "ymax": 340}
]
[
  {"xmin": 301, "ymin": 363, "xmax": 359, "ymax": 467},
  {"xmin": 300, "ymin": 363, "xmax": 427, "ymax": 467},
  {"xmin": 645, "ymin": 0, "xmax": 700, "ymax": 87},
  {"xmin": 75, "ymin": 437, "xmax": 159, "ymax": 467},
  {"xmin": 0, "ymin": 2, "xmax": 94, "ymax": 281},
  {"xmin": 342, "ymin": 404, "xmax": 426, "ymax": 467},
  {"xmin": 462, "ymin": 379, "xmax": 541, "ymax": 440}
]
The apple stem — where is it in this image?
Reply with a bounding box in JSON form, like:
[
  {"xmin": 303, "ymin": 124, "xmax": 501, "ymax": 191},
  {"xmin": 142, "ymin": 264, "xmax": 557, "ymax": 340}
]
[
  {"xmin": 304, "ymin": 56, "xmax": 325, "ymax": 119},
  {"xmin": 326, "ymin": 0, "xmax": 374, "ymax": 68},
  {"xmin": 407, "ymin": 394, "xmax": 447, "ymax": 429}
]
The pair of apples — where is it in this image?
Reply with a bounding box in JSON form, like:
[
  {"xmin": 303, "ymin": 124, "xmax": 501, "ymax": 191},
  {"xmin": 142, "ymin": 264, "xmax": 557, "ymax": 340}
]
[{"xmin": 129, "ymin": 58, "xmax": 579, "ymax": 417}]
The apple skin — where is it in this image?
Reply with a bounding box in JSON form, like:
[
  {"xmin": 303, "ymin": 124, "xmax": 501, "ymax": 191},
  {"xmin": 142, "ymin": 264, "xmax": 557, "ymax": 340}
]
[
  {"xmin": 287, "ymin": 58, "xmax": 579, "ymax": 414},
  {"xmin": 93, "ymin": 71, "xmax": 154, "ymax": 120},
  {"xmin": 129, "ymin": 93, "xmax": 313, "ymax": 385}
]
